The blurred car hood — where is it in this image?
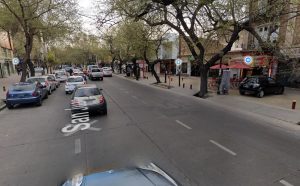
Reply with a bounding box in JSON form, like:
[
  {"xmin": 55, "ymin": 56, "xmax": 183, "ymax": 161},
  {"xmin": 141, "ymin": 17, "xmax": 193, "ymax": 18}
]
[{"xmin": 62, "ymin": 163, "xmax": 178, "ymax": 186}]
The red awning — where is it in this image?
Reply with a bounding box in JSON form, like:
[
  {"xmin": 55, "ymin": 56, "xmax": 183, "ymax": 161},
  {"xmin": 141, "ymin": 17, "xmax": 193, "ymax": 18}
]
[
  {"xmin": 210, "ymin": 64, "xmax": 228, "ymax": 69},
  {"xmin": 228, "ymin": 63, "xmax": 251, "ymax": 69}
]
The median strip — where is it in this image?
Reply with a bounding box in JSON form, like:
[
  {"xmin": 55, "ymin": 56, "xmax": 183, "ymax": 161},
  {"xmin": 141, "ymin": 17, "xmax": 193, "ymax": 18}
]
[{"xmin": 209, "ymin": 140, "xmax": 237, "ymax": 156}]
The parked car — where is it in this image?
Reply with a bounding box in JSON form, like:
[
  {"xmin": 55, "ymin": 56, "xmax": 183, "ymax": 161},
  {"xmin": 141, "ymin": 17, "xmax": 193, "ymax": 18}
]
[
  {"xmin": 6, "ymin": 82, "xmax": 48, "ymax": 109},
  {"xmin": 239, "ymin": 76, "xmax": 284, "ymax": 98},
  {"xmin": 73, "ymin": 71, "xmax": 87, "ymax": 81},
  {"xmin": 65, "ymin": 76, "xmax": 86, "ymax": 94},
  {"xmin": 54, "ymin": 70, "xmax": 68, "ymax": 83},
  {"xmin": 47, "ymin": 74, "xmax": 60, "ymax": 88},
  {"xmin": 61, "ymin": 163, "xmax": 179, "ymax": 186},
  {"xmin": 102, "ymin": 67, "xmax": 113, "ymax": 77},
  {"xmin": 89, "ymin": 68, "xmax": 104, "ymax": 80},
  {"xmin": 26, "ymin": 76, "xmax": 55, "ymax": 95}
]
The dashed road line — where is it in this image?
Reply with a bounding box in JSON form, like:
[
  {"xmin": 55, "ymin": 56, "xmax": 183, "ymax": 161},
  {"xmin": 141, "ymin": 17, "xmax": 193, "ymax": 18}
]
[
  {"xmin": 209, "ymin": 140, "xmax": 237, "ymax": 156},
  {"xmin": 279, "ymin": 180, "xmax": 294, "ymax": 186},
  {"xmin": 132, "ymin": 95, "xmax": 138, "ymax": 99},
  {"xmin": 74, "ymin": 138, "xmax": 81, "ymax": 154},
  {"xmin": 175, "ymin": 120, "xmax": 192, "ymax": 130}
]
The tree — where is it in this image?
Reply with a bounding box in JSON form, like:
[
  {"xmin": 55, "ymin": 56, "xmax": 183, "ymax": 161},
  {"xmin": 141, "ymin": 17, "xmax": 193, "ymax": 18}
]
[
  {"xmin": 98, "ymin": 0, "xmax": 247, "ymax": 97},
  {"xmin": 0, "ymin": 0, "xmax": 79, "ymax": 82}
]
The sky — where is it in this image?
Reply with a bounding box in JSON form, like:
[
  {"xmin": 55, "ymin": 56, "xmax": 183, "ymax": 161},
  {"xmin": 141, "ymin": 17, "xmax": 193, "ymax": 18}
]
[{"xmin": 78, "ymin": 0, "xmax": 98, "ymax": 35}]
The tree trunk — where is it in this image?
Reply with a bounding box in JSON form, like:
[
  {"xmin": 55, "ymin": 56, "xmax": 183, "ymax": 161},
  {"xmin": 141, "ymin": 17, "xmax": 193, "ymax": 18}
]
[
  {"xmin": 151, "ymin": 63, "xmax": 161, "ymax": 83},
  {"xmin": 199, "ymin": 65, "xmax": 209, "ymax": 98},
  {"xmin": 20, "ymin": 33, "xmax": 34, "ymax": 82}
]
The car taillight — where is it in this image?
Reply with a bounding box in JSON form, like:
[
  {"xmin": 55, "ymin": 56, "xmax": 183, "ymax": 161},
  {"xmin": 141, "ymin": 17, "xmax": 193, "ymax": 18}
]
[
  {"xmin": 32, "ymin": 91, "xmax": 38, "ymax": 97},
  {"xmin": 99, "ymin": 95, "xmax": 105, "ymax": 104}
]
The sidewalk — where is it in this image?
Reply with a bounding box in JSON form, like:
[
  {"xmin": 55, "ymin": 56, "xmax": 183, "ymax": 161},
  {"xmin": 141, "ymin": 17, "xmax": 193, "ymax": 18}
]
[
  {"xmin": 0, "ymin": 73, "xmax": 20, "ymax": 110},
  {"xmin": 115, "ymin": 73, "xmax": 300, "ymax": 126}
]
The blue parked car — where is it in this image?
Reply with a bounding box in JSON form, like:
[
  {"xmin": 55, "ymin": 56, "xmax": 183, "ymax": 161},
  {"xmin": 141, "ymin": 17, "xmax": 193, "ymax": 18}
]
[{"xmin": 6, "ymin": 82, "xmax": 48, "ymax": 109}]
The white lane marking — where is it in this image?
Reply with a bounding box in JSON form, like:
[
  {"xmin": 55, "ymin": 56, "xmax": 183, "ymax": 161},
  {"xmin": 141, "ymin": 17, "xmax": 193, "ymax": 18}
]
[
  {"xmin": 74, "ymin": 138, "xmax": 81, "ymax": 154},
  {"xmin": 132, "ymin": 95, "xmax": 138, "ymax": 99},
  {"xmin": 89, "ymin": 127, "xmax": 102, "ymax": 131},
  {"xmin": 175, "ymin": 120, "xmax": 192, "ymax": 130},
  {"xmin": 141, "ymin": 100, "xmax": 147, "ymax": 105},
  {"xmin": 209, "ymin": 140, "xmax": 237, "ymax": 156},
  {"xmin": 124, "ymin": 91, "xmax": 129, "ymax": 94},
  {"xmin": 64, "ymin": 108, "xmax": 71, "ymax": 111},
  {"xmin": 90, "ymin": 120, "xmax": 97, "ymax": 125},
  {"xmin": 279, "ymin": 180, "xmax": 294, "ymax": 186}
]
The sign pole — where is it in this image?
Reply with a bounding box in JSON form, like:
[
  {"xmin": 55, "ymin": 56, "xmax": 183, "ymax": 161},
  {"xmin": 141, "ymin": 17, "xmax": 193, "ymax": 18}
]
[{"xmin": 179, "ymin": 68, "xmax": 181, "ymax": 87}]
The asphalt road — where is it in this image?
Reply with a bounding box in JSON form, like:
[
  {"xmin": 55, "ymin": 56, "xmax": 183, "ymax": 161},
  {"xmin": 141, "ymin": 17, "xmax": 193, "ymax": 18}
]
[{"xmin": 0, "ymin": 75, "xmax": 299, "ymax": 186}]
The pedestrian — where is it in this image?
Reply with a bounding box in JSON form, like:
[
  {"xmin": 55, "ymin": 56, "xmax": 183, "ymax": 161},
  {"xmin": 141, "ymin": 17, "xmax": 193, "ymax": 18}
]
[
  {"xmin": 16, "ymin": 65, "xmax": 21, "ymax": 75},
  {"xmin": 69, "ymin": 68, "xmax": 73, "ymax": 76}
]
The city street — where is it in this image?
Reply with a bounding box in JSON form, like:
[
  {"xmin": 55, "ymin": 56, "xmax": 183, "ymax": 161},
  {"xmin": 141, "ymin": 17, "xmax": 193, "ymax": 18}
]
[{"xmin": 0, "ymin": 76, "xmax": 299, "ymax": 186}]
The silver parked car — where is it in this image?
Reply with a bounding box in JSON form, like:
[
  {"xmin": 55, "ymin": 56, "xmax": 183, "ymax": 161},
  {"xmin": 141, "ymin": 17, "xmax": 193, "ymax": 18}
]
[
  {"xmin": 26, "ymin": 76, "xmax": 55, "ymax": 95},
  {"xmin": 47, "ymin": 74, "xmax": 60, "ymax": 88}
]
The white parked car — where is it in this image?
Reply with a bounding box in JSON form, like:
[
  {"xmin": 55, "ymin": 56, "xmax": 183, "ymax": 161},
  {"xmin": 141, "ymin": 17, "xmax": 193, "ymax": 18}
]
[
  {"xmin": 87, "ymin": 65, "xmax": 99, "ymax": 76},
  {"xmin": 65, "ymin": 76, "xmax": 86, "ymax": 94},
  {"xmin": 102, "ymin": 67, "xmax": 113, "ymax": 77},
  {"xmin": 89, "ymin": 68, "xmax": 104, "ymax": 81}
]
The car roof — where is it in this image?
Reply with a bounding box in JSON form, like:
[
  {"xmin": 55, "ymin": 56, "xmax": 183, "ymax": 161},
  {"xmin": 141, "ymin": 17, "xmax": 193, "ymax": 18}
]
[
  {"xmin": 12, "ymin": 82, "xmax": 33, "ymax": 86},
  {"xmin": 68, "ymin": 75, "xmax": 83, "ymax": 78},
  {"xmin": 76, "ymin": 84, "xmax": 98, "ymax": 89},
  {"xmin": 27, "ymin": 76, "xmax": 47, "ymax": 79}
]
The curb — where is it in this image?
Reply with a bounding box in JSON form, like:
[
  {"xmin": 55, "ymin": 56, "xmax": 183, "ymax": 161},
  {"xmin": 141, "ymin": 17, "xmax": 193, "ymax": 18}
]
[{"xmin": 0, "ymin": 103, "xmax": 6, "ymax": 111}]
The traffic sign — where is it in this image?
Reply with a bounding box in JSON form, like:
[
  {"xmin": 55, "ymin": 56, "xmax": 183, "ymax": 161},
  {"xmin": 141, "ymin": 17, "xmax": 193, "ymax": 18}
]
[
  {"xmin": 12, "ymin": 58, "xmax": 20, "ymax": 65},
  {"xmin": 175, "ymin": 58, "xmax": 182, "ymax": 66},
  {"xmin": 244, "ymin": 56, "xmax": 253, "ymax": 65}
]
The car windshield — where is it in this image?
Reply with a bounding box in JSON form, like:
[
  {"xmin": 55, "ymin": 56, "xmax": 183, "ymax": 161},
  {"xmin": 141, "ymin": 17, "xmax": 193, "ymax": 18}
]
[
  {"xmin": 74, "ymin": 88, "xmax": 101, "ymax": 97},
  {"xmin": 243, "ymin": 77, "xmax": 259, "ymax": 84},
  {"xmin": 9, "ymin": 84, "xmax": 35, "ymax": 91},
  {"xmin": 67, "ymin": 77, "xmax": 83, "ymax": 82},
  {"xmin": 92, "ymin": 69, "xmax": 101, "ymax": 72},
  {"xmin": 26, "ymin": 78, "xmax": 46, "ymax": 83}
]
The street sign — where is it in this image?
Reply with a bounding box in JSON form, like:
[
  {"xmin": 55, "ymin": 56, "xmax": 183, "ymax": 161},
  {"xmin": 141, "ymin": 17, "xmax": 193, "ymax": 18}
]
[
  {"xmin": 175, "ymin": 58, "xmax": 182, "ymax": 66},
  {"xmin": 244, "ymin": 56, "xmax": 253, "ymax": 65},
  {"xmin": 12, "ymin": 58, "xmax": 20, "ymax": 65}
]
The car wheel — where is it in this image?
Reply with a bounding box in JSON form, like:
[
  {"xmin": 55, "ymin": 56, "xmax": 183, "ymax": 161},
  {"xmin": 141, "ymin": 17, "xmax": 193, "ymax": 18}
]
[
  {"xmin": 239, "ymin": 90, "xmax": 245, "ymax": 95},
  {"xmin": 48, "ymin": 88, "xmax": 52, "ymax": 95},
  {"xmin": 36, "ymin": 98, "xmax": 42, "ymax": 106},
  {"xmin": 65, "ymin": 91, "xmax": 69, "ymax": 95},
  {"xmin": 100, "ymin": 77, "xmax": 103, "ymax": 81},
  {"xmin": 6, "ymin": 103, "xmax": 13, "ymax": 109},
  {"xmin": 257, "ymin": 90, "xmax": 264, "ymax": 98},
  {"xmin": 102, "ymin": 108, "xmax": 107, "ymax": 115},
  {"xmin": 277, "ymin": 87, "xmax": 284, "ymax": 94},
  {"xmin": 44, "ymin": 92, "xmax": 48, "ymax": 99}
]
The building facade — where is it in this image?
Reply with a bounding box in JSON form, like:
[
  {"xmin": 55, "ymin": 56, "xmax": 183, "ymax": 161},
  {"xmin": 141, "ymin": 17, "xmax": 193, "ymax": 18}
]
[{"xmin": 0, "ymin": 32, "xmax": 14, "ymax": 78}]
